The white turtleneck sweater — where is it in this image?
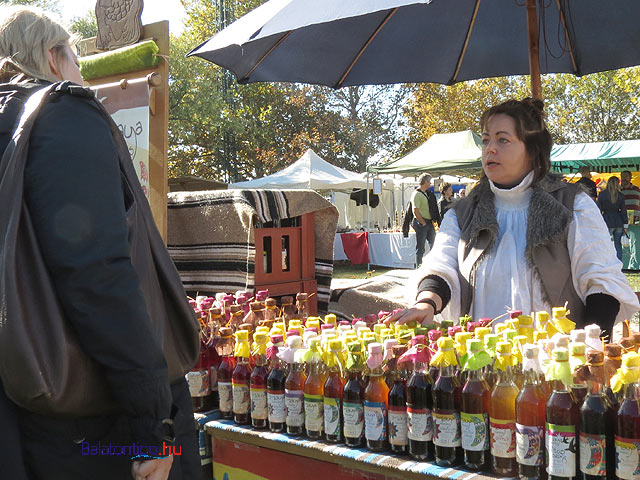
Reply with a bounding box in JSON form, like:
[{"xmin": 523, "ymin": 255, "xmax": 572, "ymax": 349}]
[{"xmin": 419, "ymin": 171, "xmax": 639, "ymax": 325}]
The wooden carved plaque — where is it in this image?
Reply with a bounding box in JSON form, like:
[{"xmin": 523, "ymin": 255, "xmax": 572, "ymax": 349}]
[{"xmin": 95, "ymin": 0, "xmax": 144, "ymax": 50}]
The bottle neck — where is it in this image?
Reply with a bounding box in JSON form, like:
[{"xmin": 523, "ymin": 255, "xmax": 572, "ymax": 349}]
[
  {"xmin": 466, "ymin": 368, "xmax": 484, "ymax": 381},
  {"xmin": 440, "ymin": 364, "xmax": 455, "ymax": 377},
  {"xmin": 291, "ymin": 362, "xmax": 305, "ymax": 372},
  {"xmin": 254, "ymin": 354, "xmax": 267, "ymax": 367},
  {"xmin": 522, "ymin": 368, "xmax": 540, "ymax": 385},
  {"xmin": 623, "ymin": 383, "xmax": 639, "ymax": 400},
  {"xmin": 497, "ymin": 365, "xmax": 514, "ymax": 384}
]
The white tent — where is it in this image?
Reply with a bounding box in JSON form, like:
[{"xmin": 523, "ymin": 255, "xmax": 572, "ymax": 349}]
[{"xmin": 230, "ymin": 149, "xmax": 367, "ymax": 190}]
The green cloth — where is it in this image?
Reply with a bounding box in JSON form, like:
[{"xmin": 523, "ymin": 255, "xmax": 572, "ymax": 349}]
[
  {"xmin": 79, "ymin": 40, "xmax": 160, "ymax": 81},
  {"xmin": 411, "ymin": 190, "xmax": 431, "ymax": 220}
]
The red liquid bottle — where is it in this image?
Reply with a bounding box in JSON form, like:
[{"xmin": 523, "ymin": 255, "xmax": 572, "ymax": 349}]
[
  {"xmin": 490, "ymin": 342, "xmax": 519, "ymax": 477},
  {"xmin": 579, "ymin": 351, "xmax": 612, "ymax": 480},
  {"xmin": 364, "ymin": 343, "xmax": 389, "ymax": 452},
  {"xmin": 323, "ymin": 339, "xmax": 345, "ymax": 443},
  {"xmin": 187, "ymin": 319, "xmax": 214, "ymax": 413},
  {"xmin": 516, "ymin": 344, "xmax": 547, "ymax": 480},
  {"xmin": 216, "ymin": 327, "xmax": 236, "ymax": 419},
  {"xmin": 614, "ymin": 354, "xmax": 640, "ymax": 480},
  {"xmin": 284, "ymin": 338, "xmax": 306, "ymax": 437},
  {"xmin": 304, "ymin": 339, "xmax": 325, "ymax": 439},
  {"xmin": 546, "ymin": 348, "xmax": 580, "ymax": 480},
  {"xmin": 232, "ymin": 330, "xmax": 252, "ymax": 425},
  {"xmin": 249, "ymin": 333, "xmax": 269, "ymax": 429},
  {"xmin": 266, "ymin": 335, "xmax": 286, "ymax": 433},
  {"xmin": 431, "ymin": 337, "xmax": 462, "ymax": 467},
  {"xmin": 207, "ymin": 308, "xmax": 223, "ymax": 399},
  {"xmin": 388, "ymin": 344, "xmax": 409, "ymax": 454},
  {"xmin": 461, "ymin": 339, "xmax": 491, "ymax": 471},
  {"xmin": 407, "ymin": 353, "xmax": 434, "ymax": 461},
  {"xmin": 343, "ymin": 341, "xmax": 366, "ymax": 447}
]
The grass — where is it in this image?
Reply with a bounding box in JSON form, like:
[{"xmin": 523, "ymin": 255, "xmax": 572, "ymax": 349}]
[
  {"xmin": 332, "ymin": 261, "xmax": 394, "ymax": 279},
  {"xmin": 625, "ymin": 272, "xmax": 640, "ymax": 292}
]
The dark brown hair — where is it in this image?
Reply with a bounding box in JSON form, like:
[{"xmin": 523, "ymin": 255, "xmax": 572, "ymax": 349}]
[
  {"xmin": 439, "ymin": 182, "xmax": 452, "ymax": 194},
  {"xmin": 480, "ymin": 98, "xmax": 552, "ymax": 184}
]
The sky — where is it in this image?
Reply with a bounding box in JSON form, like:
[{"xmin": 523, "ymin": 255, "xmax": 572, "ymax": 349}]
[{"xmin": 60, "ymin": 0, "xmax": 187, "ymax": 35}]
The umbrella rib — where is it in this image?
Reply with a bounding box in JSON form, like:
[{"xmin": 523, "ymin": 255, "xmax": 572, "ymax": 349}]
[
  {"xmin": 555, "ymin": 0, "xmax": 578, "ymax": 73},
  {"xmin": 451, "ymin": 0, "xmax": 481, "ymax": 83},
  {"xmin": 241, "ymin": 31, "xmax": 293, "ymax": 82},
  {"xmin": 335, "ymin": 8, "xmax": 399, "ymax": 89}
]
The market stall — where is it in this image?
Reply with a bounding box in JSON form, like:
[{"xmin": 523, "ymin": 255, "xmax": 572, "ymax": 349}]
[{"xmin": 334, "ymin": 232, "xmax": 417, "ymax": 268}]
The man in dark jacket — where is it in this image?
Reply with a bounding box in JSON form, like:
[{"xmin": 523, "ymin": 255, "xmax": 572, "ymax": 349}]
[{"xmin": 411, "ymin": 173, "xmax": 441, "ymax": 267}]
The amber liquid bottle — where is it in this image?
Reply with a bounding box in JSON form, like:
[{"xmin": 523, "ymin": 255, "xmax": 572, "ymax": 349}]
[
  {"xmin": 343, "ymin": 367, "xmax": 366, "ymax": 447},
  {"xmin": 432, "ymin": 364, "xmax": 462, "ymax": 466},
  {"xmin": 490, "ymin": 363, "xmax": 519, "ymax": 476},
  {"xmin": 364, "ymin": 345, "xmax": 390, "ymax": 452},
  {"xmin": 546, "ymin": 379, "xmax": 580, "ymax": 480},
  {"xmin": 615, "ymin": 382, "xmax": 640, "ymax": 480},
  {"xmin": 216, "ymin": 327, "xmax": 236, "ymax": 420},
  {"xmin": 266, "ymin": 341, "xmax": 286, "ymax": 433},
  {"xmin": 285, "ymin": 360, "xmax": 307, "ymax": 436},
  {"xmin": 407, "ymin": 359, "xmax": 434, "ymax": 460},
  {"xmin": 388, "ymin": 359, "xmax": 408, "ymax": 454},
  {"xmin": 232, "ymin": 341, "xmax": 252, "ymax": 425},
  {"xmin": 516, "ymin": 369, "xmax": 547, "ymax": 479},
  {"xmin": 304, "ymin": 359, "xmax": 325, "ymax": 439},
  {"xmin": 579, "ymin": 351, "xmax": 612, "ymax": 480},
  {"xmin": 323, "ymin": 351, "xmax": 344, "ymax": 443},
  {"xmin": 249, "ymin": 348, "xmax": 268, "ymax": 429},
  {"xmin": 461, "ymin": 368, "xmax": 490, "ymax": 471}
]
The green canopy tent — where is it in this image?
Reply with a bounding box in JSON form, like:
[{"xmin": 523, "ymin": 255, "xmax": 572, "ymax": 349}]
[
  {"xmin": 551, "ymin": 139, "xmax": 640, "ymax": 173},
  {"xmin": 372, "ymin": 130, "xmax": 483, "ymax": 177}
]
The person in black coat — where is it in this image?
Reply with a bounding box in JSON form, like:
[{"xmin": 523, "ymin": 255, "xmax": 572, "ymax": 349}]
[
  {"xmin": 438, "ymin": 182, "xmax": 455, "ymax": 218},
  {"xmin": 597, "ymin": 176, "xmax": 628, "ymax": 262}
]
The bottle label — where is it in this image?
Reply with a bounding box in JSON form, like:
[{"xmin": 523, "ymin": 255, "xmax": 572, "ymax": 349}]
[
  {"xmin": 218, "ymin": 381, "xmax": 232, "ymax": 412},
  {"xmin": 250, "ymin": 387, "xmax": 267, "ymax": 420},
  {"xmin": 546, "ymin": 422, "xmax": 577, "ymax": 477},
  {"xmin": 323, "ymin": 397, "xmax": 341, "ymax": 437},
  {"xmin": 343, "ymin": 402, "xmax": 364, "ymax": 439},
  {"xmin": 388, "ymin": 405, "xmax": 408, "ymax": 446},
  {"xmin": 304, "ymin": 393, "xmax": 324, "ymax": 432},
  {"xmin": 615, "ymin": 435, "xmax": 640, "ymax": 480},
  {"xmin": 407, "ymin": 407, "xmax": 433, "ymax": 442},
  {"xmin": 461, "ymin": 412, "xmax": 489, "ymax": 452},
  {"xmin": 284, "ymin": 389, "xmax": 304, "ymax": 427},
  {"xmin": 232, "ymin": 382, "xmax": 249, "ymax": 414},
  {"xmin": 210, "ymin": 366, "xmax": 218, "ymax": 392},
  {"xmin": 580, "ymin": 432, "xmax": 606, "ymax": 476},
  {"xmin": 267, "ymin": 390, "xmax": 286, "ymax": 423},
  {"xmin": 186, "ymin": 370, "xmax": 210, "ymax": 397},
  {"xmin": 364, "ymin": 400, "xmax": 387, "ymax": 441},
  {"xmin": 516, "ymin": 423, "xmax": 544, "ymax": 466},
  {"xmin": 433, "ymin": 409, "xmax": 461, "ymax": 447},
  {"xmin": 490, "ymin": 417, "xmax": 516, "ymax": 458}
]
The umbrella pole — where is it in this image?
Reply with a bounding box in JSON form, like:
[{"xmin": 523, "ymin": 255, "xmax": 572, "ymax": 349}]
[
  {"xmin": 366, "ymin": 169, "xmax": 371, "ymax": 270},
  {"xmin": 526, "ymin": 0, "xmax": 542, "ymax": 99}
]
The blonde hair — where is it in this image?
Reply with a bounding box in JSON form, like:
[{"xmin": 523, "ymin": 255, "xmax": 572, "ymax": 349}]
[
  {"xmin": 0, "ymin": 5, "xmax": 74, "ymax": 83},
  {"xmin": 607, "ymin": 176, "xmax": 620, "ymax": 204}
]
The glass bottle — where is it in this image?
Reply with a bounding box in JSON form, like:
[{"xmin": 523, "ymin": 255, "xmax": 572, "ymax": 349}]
[
  {"xmin": 228, "ymin": 304, "xmax": 244, "ymax": 331},
  {"xmin": 604, "ymin": 344, "xmax": 622, "ymax": 409},
  {"xmin": 546, "ymin": 348, "xmax": 580, "ymax": 480},
  {"xmin": 280, "ymin": 295, "xmax": 296, "ymax": 323},
  {"xmin": 266, "ymin": 334, "xmax": 286, "ymax": 433},
  {"xmin": 461, "ymin": 339, "xmax": 491, "ymax": 471},
  {"xmin": 296, "ymin": 292, "xmax": 310, "ymax": 320},
  {"xmin": 431, "ymin": 336, "xmax": 462, "ymax": 467},
  {"xmin": 570, "ymin": 342, "xmax": 588, "ymax": 408},
  {"xmin": 516, "ymin": 344, "xmax": 547, "ymax": 480},
  {"xmin": 303, "ymin": 338, "xmax": 325, "ymax": 439},
  {"xmin": 388, "ymin": 345, "xmax": 408, "ymax": 454},
  {"xmin": 249, "ymin": 332, "xmax": 269, "ymax": 429},
  {"xmin": 343, "ymin": 341, "xmax": 366, "ymax": 447},
  {"xmin": 188, "ymin": 319, "xmax": 214, "ymax": 413},
  {"xmin": 364, "ymin": 343, "xmax": 390, "ymax": 452},
  {"xmin": 216, "ymin": 327, "xmax": 236, "ymax": 419},
  {"xmin": 490, "ymin": 341, "xmax": 519, "ymax": 477},
  {"xmin": 323, "ymin": 339, "xmax": 345, "ymax": 443},
  {"xmin": 579, "ymin": 350, "xmax": 612, "ymax": 480},
  {"xmin": 232, "ymin": 330, "xmax": 252, "ymax": 425},
  {"xmin": 613, "ymin": 352, "xmax": 640, "ymax": 480},
  {"xmin": 284, "ymin": 338, "xmax": 306, "ymax": 436},
  {"xmin": 206, "ymin": 307, "xmax": 223, "ymax": 398},
  {"xmin": 406, "ymin": 346, "xmax": 434, "ymax": 461}
]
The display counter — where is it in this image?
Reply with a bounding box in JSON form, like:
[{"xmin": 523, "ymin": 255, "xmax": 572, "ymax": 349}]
[{"xmin": 205, "ymin": 419, "xmax": 497, "ymax": 480}]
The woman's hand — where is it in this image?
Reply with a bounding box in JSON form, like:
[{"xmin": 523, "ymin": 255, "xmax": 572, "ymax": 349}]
[
  {"xmin": 386, "ymin": 302, "xmax": 436, "ymax": 327},
  {"xmin": 132, "ymin": 455, "xmax": 173, "ymax": 480}
]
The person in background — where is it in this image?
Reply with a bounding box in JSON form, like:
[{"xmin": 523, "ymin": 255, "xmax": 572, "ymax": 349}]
[
  {"xmin": 576, "ymin": 165, "xmax": 597, "ymax": 200},
  {"xmin": 458, "ymin": 188, "xmax": 466, "ymax": 198},
  {"xmin": 438, "ymin": 182, "xmax": 455, "ymax": 218},
  {"xmin": 411, "ymin": 172, "xmax": 441, "ymax": 268},
  {"xmin": 390, "ymin": 98, "xmax": 638, "ymax": 338},
  {"xmin": 0, "ymin": 6, "xmax": 199, "ymax": 480},
  {"xmin": 597, "ymin": 176, "xmax": 628, "ymax": 262},
  {"xmin": 620, "ymin": 170, "xmax": 640, "ymax": 224}
]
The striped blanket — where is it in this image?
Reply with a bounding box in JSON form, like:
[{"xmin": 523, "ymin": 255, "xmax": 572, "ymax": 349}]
[{"xmin": 167, "ymin": 189, "xmax": 338, "ymax": 312}]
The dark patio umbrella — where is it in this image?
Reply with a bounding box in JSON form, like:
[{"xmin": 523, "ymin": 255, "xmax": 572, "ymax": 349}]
[{"xmin": 188, "ymin": 0, "xmax": 640, "ymax": 98}]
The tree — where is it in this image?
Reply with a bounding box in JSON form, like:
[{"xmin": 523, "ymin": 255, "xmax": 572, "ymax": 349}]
[{"xmin": 69, "ymin": 11, "xmax": 98, "ymax": 39}]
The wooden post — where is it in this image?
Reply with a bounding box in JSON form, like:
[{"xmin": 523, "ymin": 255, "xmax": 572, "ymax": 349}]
[{"xmin": 526, "ymin": 0, "xmax": 542, "ymax": 99}]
